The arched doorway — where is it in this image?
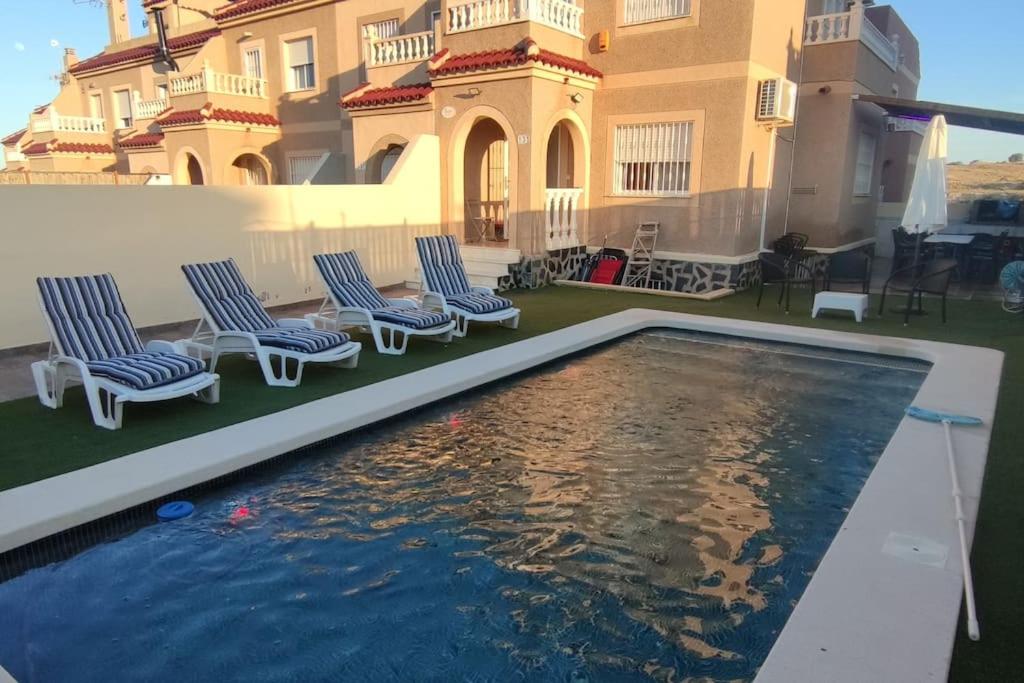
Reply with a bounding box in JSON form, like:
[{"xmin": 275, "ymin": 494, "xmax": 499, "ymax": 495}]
[
  {"xmin": 543, "ymin": 117, "xmax": 588, "ymax": 250},
  {"xmin": 231, "ymin": 153, "xmax": 270, "ymax": 185},
  {"xmin": 366, "ymin": 142, "xmax": 405, "ymax": 183},
  {"xmin": 462, "ymin": 118, "xmax": 509, "ymax": 245},
  {"xmin": 184, "ymin": 153, "xmax": 204, "ymax": 185}
]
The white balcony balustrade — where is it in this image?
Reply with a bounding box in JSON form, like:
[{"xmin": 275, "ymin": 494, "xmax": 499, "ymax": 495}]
[
  {"xmin": 448, "ymin": 0, "xmax": 584, "ymax": 38},
  {"xmin": 169, "ymin": 62, "xmax": 268, "ymax": 99},
  {"xmin": 805, "ymin": 0, "xmax": 900, "ymax": 70},
  {"xmin": 135, "ymin": 97, "xmax": 169, "ymax": 120},
  {"xmin": 367, "ymin": 30, "xmax": 436, "ymax": 67},
  {"xmin": 545, "ymin": 187, "xmax": 583, "ymax": 251},
  {"xmin": 30, "ymin": 109, "xmax": 106, "ymax": 135}
]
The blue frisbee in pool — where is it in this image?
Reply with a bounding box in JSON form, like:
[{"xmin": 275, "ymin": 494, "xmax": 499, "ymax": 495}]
[{"xmin": 156, "ymin": 501, "xmax": 194, "ymax": 522}]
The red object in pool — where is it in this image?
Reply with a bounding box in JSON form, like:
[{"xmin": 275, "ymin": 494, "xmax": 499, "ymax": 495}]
[{"xmin": 230, "ymin": 506, "xmax": 251, "ymax": 523}]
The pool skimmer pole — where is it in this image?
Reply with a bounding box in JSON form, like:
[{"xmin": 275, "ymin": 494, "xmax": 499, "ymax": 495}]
[{"xmin": 906, "ymin": 406, "xmax": 983, "ymax": 641}]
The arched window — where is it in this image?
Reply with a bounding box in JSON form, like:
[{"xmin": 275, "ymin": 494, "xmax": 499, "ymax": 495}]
[
  {"xmin": 185, "ymin": 154, "xmax": 204, "ymax": 185},
  {"xmin": 379, "ymin": 145, "xmax": 404, "ymax": 181}
]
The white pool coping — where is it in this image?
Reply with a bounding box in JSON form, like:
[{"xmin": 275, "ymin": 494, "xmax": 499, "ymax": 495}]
[{"xmin": 0, "ymin": 309, "xmax": 1003, "ymax": 682}]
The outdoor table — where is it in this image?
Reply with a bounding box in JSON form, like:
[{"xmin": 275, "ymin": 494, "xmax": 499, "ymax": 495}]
[{"xmin": 924, "ymin": 233, "xmax": 975, "ymax": 279}]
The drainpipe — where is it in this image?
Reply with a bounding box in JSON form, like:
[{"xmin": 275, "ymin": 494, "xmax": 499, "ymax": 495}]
[
  {"xmin": 781, "ymin": 1, "xmax": 810, "ymax": 240},
  {"xmin": 153, "ymin": 9, "xmax": 179, "ymax": 72},
  {"xmin": 759, "ymin": 126, "xmax": 778, "ymax": 252}
]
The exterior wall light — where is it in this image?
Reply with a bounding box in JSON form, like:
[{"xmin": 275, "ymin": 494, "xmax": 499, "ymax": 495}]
[
  {"xmin": 570, "ymin": 92, "xmax": 584, "ymax": 104},
  {"xmin": 468, "ymin": 87, "xmax": 481, "ymax": 97}
]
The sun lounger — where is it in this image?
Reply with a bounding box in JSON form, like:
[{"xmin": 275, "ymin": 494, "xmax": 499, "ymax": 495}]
[
  {"xmin": 414, "ymin": 235, "xmax": 520, "ymax": 337},
  {"xmin": 307, "ymin": 251, "xmax": 455, "ymax": 355},
  {"xmin": 33, "ymin": 274, "xmax": 220, "ymax": 429},
  {"xmin": 181, "ymin": 259, "xmax": 360, "ymax": 386}
]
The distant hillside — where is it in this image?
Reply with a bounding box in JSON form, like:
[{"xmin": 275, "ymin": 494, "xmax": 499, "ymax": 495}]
[{"xmin": 947, "ymin": 162, "xmax": 1024, "ymax": 201}]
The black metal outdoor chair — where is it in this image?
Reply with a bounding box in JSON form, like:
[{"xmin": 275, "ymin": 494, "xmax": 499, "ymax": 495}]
[
  {"xmin": 891, "ymin": 227, "xmax": 934, "ymax": 274},
  {"xmin": 966, "ymin": 231, "xmax": 1010, "ymax": 283},
  {"xmin": 878, "ymin": 257, "xmax": 958, "ymax": 325},
  {"xmin": 771, "ymin": 232, "xmax": 810, "ymax": 258},
  {"xmin": 824, "ymin": 250, "xmax": 872, "ymax": 294},
  {"xmin": 757, "ymin": 252, "xmax": 817, "ymax": 314}
]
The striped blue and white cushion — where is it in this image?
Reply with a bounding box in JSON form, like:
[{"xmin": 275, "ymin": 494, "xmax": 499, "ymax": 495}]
[
  {"xmin": 370, "ymin": 307, "xmax": 451, "ymax": 329},
  {"xmin": 253, "ymin": 328, "xmax": 350, "ymax": 354},
  {"xmin": 37, "ymin": 274, "xmax": 145, "ymax": 361},
  {"xmin": 415, "ymin": 235, "xmax": 473, "ymax": 296},
  {"xmin": 314, "ymin": 251, "xmax": 450, "ymax": 329},
  {"xmin": 182, "ymin": 259, "xmax": 277, "ymax": 333},
  {"xmin": 446, "ymin": 292, "xmax": 513, "ymax": 314},
  {"xmin": 86, "ymin": 352, "xmax": 206, "ymax": 390}
]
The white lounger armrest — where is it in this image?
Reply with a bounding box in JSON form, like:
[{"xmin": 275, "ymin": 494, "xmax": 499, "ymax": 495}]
[
  {"xmin": 276, "ymin": 317, "xmax": 315, "ymax": 329},
  {"xmin": 384, "ymin": 297, "xmax": 418, "ymax": 309},
  {"xmin": 420, "ymin": 291, "xmax": 449, "ymax": 313},
  {"xmin": 145, "ymin": 339, "xmax": 182, "ymax": 355},
  {"xmin": 335, "ymin": 306, "xmax": 376, "ymax": 326},
  {"xmin": 471, "ymin": 286, "xmax": 496, "ymax": 295}
]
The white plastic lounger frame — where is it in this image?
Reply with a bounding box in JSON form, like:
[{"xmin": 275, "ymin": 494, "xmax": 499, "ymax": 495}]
[
  {"xmin": 32, "ymin": 279, "xmax": 219, "ymax": 430},
  {"xmin": 181, "ymin": 260, "xmax": 360, "ymax": 387},
  {"xmin": 308, "ymin": 297, "xmax": 455, "ymax": 355},
  {"xmin": 307, "ymin": 252, "xmax": 456, "ymax": 355},
  {"xmin": 415, "ymin": 235, "xmax": 521, "ymax": 337}
]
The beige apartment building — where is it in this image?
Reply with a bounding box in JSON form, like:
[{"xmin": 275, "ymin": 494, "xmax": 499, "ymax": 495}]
[{"xmin": 0, "ymin": 0, "xmax": 921, "ymax": 292}]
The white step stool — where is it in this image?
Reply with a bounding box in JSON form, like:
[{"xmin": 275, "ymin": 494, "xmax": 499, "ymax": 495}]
[{"xmin": 812, "ymin": 291, "xmax": 869, "ymax": 322}]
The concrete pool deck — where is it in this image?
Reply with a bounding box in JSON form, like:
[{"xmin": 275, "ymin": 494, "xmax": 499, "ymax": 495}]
[{"xmin": 0, "ymin": 308, "xmax": 1003, "ymax": 682}]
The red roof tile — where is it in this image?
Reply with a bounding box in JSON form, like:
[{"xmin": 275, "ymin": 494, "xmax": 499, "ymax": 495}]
[
  {"xmin": 340, "ymin": 83, "xmax": 433, "ymax": 109},
  {"xmin": 216, "ymin": 0, "xmax": 302, "ymax": 20},
  {"xmin": 23, "ymin": 140, "xmax": 115, "ymax": 155},
  {"xmin": 159, "ymin": 105, "xmax": 280, "ymax": 127},
  {"xmin": 429, "ymin": 40, "xmax": 602, "ymax": 79},
  {"xmin": 2, "ymin": 129, "xmax": 26, "ymax": 146},
  {"xmin": 119, "ymin": 133, "xmax": 166, "ymax": 149},
  {"xmin": 69, "ymin": 29, "xmax": 221, "ymax": 75}
]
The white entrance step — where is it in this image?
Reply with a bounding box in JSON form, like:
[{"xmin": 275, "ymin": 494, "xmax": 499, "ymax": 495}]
[{"xmin": 459, "ymin": 244, "xmax": 522, "ymax": 264}]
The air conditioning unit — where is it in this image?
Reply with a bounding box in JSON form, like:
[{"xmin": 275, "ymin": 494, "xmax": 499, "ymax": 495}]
[{"xmin": 756, "ymin": 78, "xmax": 798, "ymax": 125}]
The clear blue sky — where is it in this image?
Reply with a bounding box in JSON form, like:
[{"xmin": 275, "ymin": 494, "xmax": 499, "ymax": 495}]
[{"xmin": 0, "ymin": 0, "xmax": 1022, "ymax": 162}]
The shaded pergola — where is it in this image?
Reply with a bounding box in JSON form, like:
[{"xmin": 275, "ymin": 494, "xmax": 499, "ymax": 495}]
[{"xmin": 854, "ymin": 94, "xmax": 1024, "ymax": 135}]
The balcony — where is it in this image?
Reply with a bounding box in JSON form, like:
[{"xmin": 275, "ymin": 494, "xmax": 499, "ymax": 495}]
[
  {"xmin": 367, "ymin": 30, "xmax": 436, "ymax": 68},
  {"xmin": 804, "ymin": 1, "xmax": 901, "ymax": 71},
  {"xmin": 448, "ymin": 0, "xmax": 584, "ymax": 38},
  {"xmin": 544, "ymin": 187, "xmax": 583, "ymax": 250},
  {"xmin": 30, "ymin": 110, "xmax": 107, "ymax": 135},
  {"xmin": 168, "ymin": 64, "xmax": 268, "ymax": 100},
  {"xmin": 135, "ymin": 97, "xmax": 169, "ymax": 120}
]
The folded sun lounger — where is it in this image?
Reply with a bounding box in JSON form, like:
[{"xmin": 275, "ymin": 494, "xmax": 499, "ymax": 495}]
[
  {"xmin": 308, "ymin": 251, "xmax": 456, "ymax": 355},
  {"xmin": 414, "ymin": 235, "xmax": 520, "ymax": 337},
  {"xmin": 33, "ymin": 274, "xmax": 220, "ymax": 429},
  {"xmin": 181, "ymin": 258, "xmax": 360, "ymax": 387}
]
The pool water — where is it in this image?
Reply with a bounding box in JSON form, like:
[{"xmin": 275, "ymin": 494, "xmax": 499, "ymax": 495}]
[{"xmin": 0, "ymin": 331, "xmax": 927, "ymax": 682}]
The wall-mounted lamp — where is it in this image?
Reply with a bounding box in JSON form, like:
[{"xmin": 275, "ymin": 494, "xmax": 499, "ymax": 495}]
[
  {"xmin": 569, "ymin": 92, "xmax": 584, "ymax": 104},
  {"xmin": 241, "ymin": 31, "xmax": 254, "ymax": 39},
  {"xmin": 818, "ymin": 85, "xmax": 832, "ymax": 95},
  {"xmin": 468, "ymin": 87, "xmax": 481, "ymax": 97}
]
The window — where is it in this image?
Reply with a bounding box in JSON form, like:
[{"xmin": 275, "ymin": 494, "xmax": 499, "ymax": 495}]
[
  {"xmin": 243, "ymin": 46, "xmax": 264, "ymax": 79},
  {"xmin": 853, "ymin": 132, "xmax": 877, "ymax": 196},
  {"xmin": 430, "ymin": 10, "xmax": 441, "ymax": 31},
  {"xmin": 285, "ymin": 37, "xmax": 315, "ymax": 92},
  {"xmin": 613, "ymin": 121, "xmax": 693, "ymax": 196},
  {"xmin": 156, "ymin": 83, "xmax": 169, "ymax": 101},
  {"xmin": 822, "ymin": 0, "xmax": 847, "ymax": 14},
  {"xmin": 624, "ymin": 0, "xmax": 691, "ymax": 26},
  {"xmin": 288, "ymin": 153, "xmax": 324, "ymax": 184},
  {"xmin": 89, "ymin": 92, "xmax": 104, "ymax": 119},
  {"xmin": 113, "ymin": 89, "xmax": 133, "ymax": 128}
]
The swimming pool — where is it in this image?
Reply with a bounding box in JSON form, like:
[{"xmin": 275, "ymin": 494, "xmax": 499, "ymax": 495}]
[{"xmin": 0, "ymin": 330, "xmax": 928, "ymax": 681}]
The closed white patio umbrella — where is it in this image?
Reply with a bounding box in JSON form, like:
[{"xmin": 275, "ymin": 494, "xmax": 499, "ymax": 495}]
[{"xmin": 902, "ymin": 115, "xmax": 949, "ymax": 266}]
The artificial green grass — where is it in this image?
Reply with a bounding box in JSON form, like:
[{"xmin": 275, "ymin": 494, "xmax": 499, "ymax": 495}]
[{"xmin": 1, "ymin": 285, "xmax": 1020, "ymax": 679}]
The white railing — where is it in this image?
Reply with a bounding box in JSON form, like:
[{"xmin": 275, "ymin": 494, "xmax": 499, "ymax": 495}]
[
  {"xmin": 169, "ymin": 62, "xmax": 268, "ymax": 99},
  {"xmin": 623, "ymin": 0, "xmax": 691, "ymax": 26},
  {"xmin": 804, "ymin": 2, "xmax": 900, "ymax": 70},
  {"xmin": 0, "ymin": 171, "xmax": 151, "ymax": 185},
  {"xmin": 448, "ymin": 0, "xmax": 583, "ymax": 38},
  {"xmin": 368, "ymin": 30, "xmax": 435, "ymax": 67},
  {"xmin": 30, "ymin": 109, "xmax": 106, "ymax": 135},
  {"xmin": 135, "ymin": 97, "xmax": 168, "ymax": 119},
  {"xmin": 545, "ymin": 187, "xmax": 583, "ymax": 250}
]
